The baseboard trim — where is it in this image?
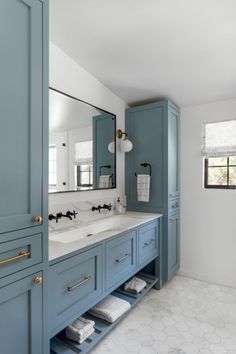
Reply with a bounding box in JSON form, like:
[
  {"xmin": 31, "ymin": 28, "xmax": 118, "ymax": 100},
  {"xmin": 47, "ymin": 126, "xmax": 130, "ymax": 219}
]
[{"xmin": 178, "ymin": 267, "xmax": 236, "ymax": 290}]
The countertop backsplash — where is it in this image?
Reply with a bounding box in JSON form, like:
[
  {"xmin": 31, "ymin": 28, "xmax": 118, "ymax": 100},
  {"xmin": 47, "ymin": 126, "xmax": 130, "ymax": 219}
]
[{"xmin": 48, "ymin": 196, "xmax": 126, "ymax": 233}]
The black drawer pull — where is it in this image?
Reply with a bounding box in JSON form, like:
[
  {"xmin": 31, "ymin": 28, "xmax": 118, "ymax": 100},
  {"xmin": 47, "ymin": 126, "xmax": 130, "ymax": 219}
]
[
  {"xmin": 67, "ymin": 275, "xmax": 91, "ymax": 293},
  {"xmin": 116, "ymin": 252, "xmax": 131, "ymax": 263}
]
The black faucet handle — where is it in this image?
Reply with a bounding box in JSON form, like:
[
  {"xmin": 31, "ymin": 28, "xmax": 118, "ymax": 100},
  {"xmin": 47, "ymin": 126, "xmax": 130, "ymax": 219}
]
[{"xmin": 72, "ymin": 210, "xmax": 78, "ymax": 218}]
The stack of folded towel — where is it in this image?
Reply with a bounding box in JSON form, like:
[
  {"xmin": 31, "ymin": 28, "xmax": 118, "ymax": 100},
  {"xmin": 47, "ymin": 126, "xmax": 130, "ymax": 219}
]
[
  {"xmin": 88, "ymin": 294, "xmax": 131, "ymax": 323},
  {"xmin": 124, "ymin": 277, "xmax": 147, "ymax": 294},
  {"xmin": 65, "ymin": 317, "xmax": 95, "ymax": 344}
]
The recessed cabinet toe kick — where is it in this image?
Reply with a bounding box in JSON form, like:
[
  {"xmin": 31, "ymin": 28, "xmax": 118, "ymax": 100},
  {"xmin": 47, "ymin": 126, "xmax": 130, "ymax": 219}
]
[{"xmin": 49, "ymin": 216, "xmax": 162, "ymax": 354}]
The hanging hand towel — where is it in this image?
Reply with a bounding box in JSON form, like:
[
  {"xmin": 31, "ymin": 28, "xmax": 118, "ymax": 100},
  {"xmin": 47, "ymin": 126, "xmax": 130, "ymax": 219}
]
[
  {"xmin": 99, "ymin": 175, "xmax": 112, "ymax": 189},
  {"xmin": 137, "ymin": 174, "xmax": 150, "ymax": 202}
]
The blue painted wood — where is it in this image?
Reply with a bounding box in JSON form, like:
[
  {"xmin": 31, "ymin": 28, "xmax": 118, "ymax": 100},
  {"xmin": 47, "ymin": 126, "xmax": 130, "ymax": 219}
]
[
  {"xmin": 93, "ymin": 114, "xmax": 116, "ymax": 189},
  {"xmin": 0, "ymin": 271, "xmax": 43, "ymax": 354},
  {"xmin": 138, "ymin": 220, "xmax": 158, "ymax": 267},
  {"xmin": 48, "ymin": 245, "xmax": 103, "ymax": 333},
  {"xmin": 50, "ymin": 273, "xmax": 158, "ymax": 354},
  {"xmin": 0, "ymin": 0, "xmax": 44, "ymax": 234},
  {"xmin": 168, "ymin": 213, "xmax": 180, "ymax": 279},
  {"xmin": 0, "ymin": 0, "xmax": 49, "ymax": 353},
  {"xmin": 125, "ymin": 100, "xmax": 180, "ymax": 283},
  {"xmin": 0, "ymin": 233, "xmax": 42, "ymax": 279},
  {"xmin": 105, "ymin": 230, "xmax": 136, "ymax": 291}
]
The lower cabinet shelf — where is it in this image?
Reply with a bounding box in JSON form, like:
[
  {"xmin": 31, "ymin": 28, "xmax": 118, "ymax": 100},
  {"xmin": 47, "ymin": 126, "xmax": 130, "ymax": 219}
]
[{"xmin": 50, "ymin": 273, "xmax": 158, "ymax": 354}]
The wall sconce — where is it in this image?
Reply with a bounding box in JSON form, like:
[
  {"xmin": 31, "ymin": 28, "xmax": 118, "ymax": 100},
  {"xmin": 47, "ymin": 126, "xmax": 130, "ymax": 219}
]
[
  {"xmin": 108, "ymin": 141, "xmax": 115, "ymax": 154},
  {"xmin": 116, "ymin": 129, "xmax": 133, "ymax": 152}
]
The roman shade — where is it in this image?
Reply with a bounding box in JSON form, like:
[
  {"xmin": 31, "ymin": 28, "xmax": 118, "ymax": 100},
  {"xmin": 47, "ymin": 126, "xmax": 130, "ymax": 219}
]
[
  {"xmin": 202, "ymin": 119, "xmax": 236, "ymax": 157},
  {"xmin": 74, "ymin": 140, "xmax": 92, "ymax": 165}
]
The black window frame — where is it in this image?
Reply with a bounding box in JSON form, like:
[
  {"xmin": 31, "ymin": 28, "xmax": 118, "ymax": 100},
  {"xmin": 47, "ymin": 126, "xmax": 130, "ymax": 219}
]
[
  {"xmin": 76, "ymin": 164, "xmax": 93, "ymax": 188},
  {"xmin": 204, "ymin": 157, "xmax": 236, "ymax": 189}
]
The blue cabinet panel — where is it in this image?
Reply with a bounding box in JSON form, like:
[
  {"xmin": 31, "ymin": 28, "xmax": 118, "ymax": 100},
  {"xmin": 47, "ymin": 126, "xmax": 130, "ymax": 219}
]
[
  {"xmin": 138, "ymin": 221, "xmax": 158, "ymax": 267},
  {"xmin": 0, "ymin": 233, "xmax": 42, "ymax": 279},
  {"xmin": 168, "ymin": 106, "xmax": 179, "ymax": 199},
  {"xmin": 0, "ymin": 0, "xmax": 44, "ymax": 234},
  {"xmin": 125, "ymin": 104, "xmax": 165, "ymax": 212},
  {"xmin": 93, "ymin": 114, "xmax": 116, "ymax": 189},
  {"xmin": 49, "ymin": 245, "xmax": 103, "ymax": 332},
  {"xmin": 105, "ymin": 231, "xmax": 136, "ymax": 290},
  {"xmin": 0, "ymin": 272, "xmax": 43, "ymax": 354},
  {"xmin": 168, "ymin": 213, "xmax": 179, "ymax": 279}
]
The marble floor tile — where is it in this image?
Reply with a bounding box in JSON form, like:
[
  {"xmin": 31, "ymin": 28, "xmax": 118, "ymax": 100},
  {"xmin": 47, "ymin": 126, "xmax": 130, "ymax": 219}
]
[{"xmin": 91, "ymin": 275, "xmax": 236, "ymax": 354}]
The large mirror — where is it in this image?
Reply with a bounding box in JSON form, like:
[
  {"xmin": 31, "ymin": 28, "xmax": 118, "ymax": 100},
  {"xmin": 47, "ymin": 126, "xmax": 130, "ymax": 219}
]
[{"xmin": 49, "ymin": 88, "xmax": 116, "ymax": 193}]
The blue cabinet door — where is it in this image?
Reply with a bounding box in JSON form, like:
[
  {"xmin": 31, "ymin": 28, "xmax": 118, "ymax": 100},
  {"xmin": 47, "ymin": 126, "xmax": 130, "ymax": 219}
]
[
  {"xmin": 0, "ymin": 272, "xmax": 43, "ymax": 354},
  {"xmin": 168, "ymin": 106, "xmax": 179, "ymax": 199},
  {"xmin": 168, "ymin": 213, "xmax": 179, "ymax": 280},
  {"xmin": 0, "ymin": 0, "xmax": 45, "ymax": 234}
]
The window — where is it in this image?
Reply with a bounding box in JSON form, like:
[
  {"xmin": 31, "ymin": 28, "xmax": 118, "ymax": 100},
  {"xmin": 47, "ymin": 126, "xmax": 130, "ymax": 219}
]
[
  {"xmin": 76, "ymin": 164, "xmax": 93, "ymax": 188},
  {"xmin": 204, "ymin": 156, "xmax": 236, "ymax": 189},
  {"xmin": 202, "ymin": 120, "xmax": 236, "ymax": 189},
  {"xmin": 74, "ymin": 141, "xmax": 93, "ymax": 189},
  {"xmin": 48, "ymin": 145, "xmax": 57, "ymax": 186}
]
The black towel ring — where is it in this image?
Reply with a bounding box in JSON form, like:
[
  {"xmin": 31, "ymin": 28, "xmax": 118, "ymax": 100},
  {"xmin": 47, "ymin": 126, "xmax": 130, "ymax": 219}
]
[
  {"xmin": 100, "ymin": 165, "xmax": 111, "ymax": 176},
  {"xmin": 135, "ymin": 163, "xmax": 152, "ymax": 177}
]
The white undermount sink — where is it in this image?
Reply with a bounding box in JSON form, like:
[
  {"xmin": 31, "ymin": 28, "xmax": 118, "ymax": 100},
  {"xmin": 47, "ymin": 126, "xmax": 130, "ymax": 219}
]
[{"xmin": 49, "ymin": 215, "xmax": 139, "ymax": 244}]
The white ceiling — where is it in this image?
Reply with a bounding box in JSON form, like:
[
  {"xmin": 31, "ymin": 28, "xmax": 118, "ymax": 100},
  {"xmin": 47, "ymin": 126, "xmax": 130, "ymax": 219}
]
[{"xmin": 50, "ymin": 0, "xmax": 236, "ymax": 107}]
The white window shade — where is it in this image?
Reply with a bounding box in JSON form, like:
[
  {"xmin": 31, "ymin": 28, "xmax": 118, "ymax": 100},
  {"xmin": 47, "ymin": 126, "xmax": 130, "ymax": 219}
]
[
  {"xmin": 202, "ymin": 119, "xmax": 236, "ymax": 157},
  {"xmin": 74, "ymin": 140, "xmax": 92, "ymax": 165}
]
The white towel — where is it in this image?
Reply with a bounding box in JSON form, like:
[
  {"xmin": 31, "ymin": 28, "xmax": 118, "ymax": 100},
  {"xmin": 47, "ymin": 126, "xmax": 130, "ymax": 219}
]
[
  {"xmin": 99, "ymin": 175, "xmax": 112, "ymax": 189},
  {"xmin": 124, "ymin": 277, "xmax": 147, "ymax": 294},
  {"xmin": 65, "ymin": 317, "xmax": 95, "ymax": 344},
  {"xmin": 137, "ymin": 174, "xmax": 150, "ymax": 202},
  {"xmin": 88, "ymin": 294, "xmax": 131, "ymax": 323}
]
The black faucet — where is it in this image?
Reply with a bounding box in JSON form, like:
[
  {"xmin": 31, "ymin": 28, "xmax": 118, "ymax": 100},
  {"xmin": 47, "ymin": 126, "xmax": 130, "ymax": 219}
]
[
  {"xmin": 48, "ymin": 210, "xmax": 78, "ymax": 223},
  {"xmin": 66, "ymin": 210, "xmax": 78, "ymax": 219},
  {"xmin": 91, "ymin": 204, "xmax": 112, "ymax": 213}
]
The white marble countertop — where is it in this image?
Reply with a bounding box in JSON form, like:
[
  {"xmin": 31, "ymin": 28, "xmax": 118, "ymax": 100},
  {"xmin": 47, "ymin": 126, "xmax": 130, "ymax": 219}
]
[{"xmin": 49, "ymin": 212, "xmax": 162, "ymax": 262}]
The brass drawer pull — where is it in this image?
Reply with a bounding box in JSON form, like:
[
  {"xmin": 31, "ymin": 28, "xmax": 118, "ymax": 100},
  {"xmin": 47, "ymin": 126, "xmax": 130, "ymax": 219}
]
[
  {"xmin": 116, "ymin": 252, "xmax": 131, "ymax": 263},
  {"xmin": 34, "ymin": 216, "xmax": 43, "ymax": 225},
  {"xmin": 0, "ymin": 251, "xmax": 31, "ymax": 266},
  {"xmin": 144, "ymin": 239, "xmax": 154, "ymax": 246},
  {"xmin": 67, "ymin": 275, "xmax": 92, "ymax": 293}
]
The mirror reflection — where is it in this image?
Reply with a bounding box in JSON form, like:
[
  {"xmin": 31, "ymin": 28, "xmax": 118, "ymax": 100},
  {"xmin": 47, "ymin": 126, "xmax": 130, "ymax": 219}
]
[{"xmin": 49, "ymin": 88, "xmax": 116, "ymax": 193}]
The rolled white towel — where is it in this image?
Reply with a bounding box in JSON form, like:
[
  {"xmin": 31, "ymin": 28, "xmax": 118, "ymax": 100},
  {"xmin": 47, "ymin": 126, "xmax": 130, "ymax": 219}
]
[
  {"xmin": 88, "ymin": 294, "xmax": 131, "ymax": 323},
  {"xmin": 124, "ymin": 277, "xmax": 147, "ymax": 294}
]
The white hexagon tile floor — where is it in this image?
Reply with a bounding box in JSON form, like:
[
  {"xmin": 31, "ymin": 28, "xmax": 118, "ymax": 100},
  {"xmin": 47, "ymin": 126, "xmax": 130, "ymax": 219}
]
[{"xmin": 90, "ymin": 275, "xmax": 236, "ymax": 354}]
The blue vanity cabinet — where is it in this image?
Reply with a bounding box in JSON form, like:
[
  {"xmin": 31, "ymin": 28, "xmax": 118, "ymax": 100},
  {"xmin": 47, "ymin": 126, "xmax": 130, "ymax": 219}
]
[
  {"xmin": 138, "ymin": 220, "xmax": 159, "ymax": 268},
  {"xmin": 48, "ymin": 245, "xmax": 103, "ymax": 335},
  {"xmin": 0, "ymin": 272, "xmax": 43, "ymax": 354},
  {"xmin": 0, "ymin": 0, "xmax": 47, "ymax": 235},
  {"xmin": 126, "ymin": 101, "xmax": 180, "ymax": 283},
  {"xmin": 105, "ymin": 230, "xmax": 136, "ymax": 291}
]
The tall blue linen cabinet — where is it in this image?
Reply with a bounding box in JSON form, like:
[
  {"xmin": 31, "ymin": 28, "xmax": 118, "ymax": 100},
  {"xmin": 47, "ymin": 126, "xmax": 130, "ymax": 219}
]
[
  {"xmin": 125, "ymin": 101, "xmax": 180, "ymax": 283},
  {"xmin": 0, "ymin": 0, "xmax": 49, "ymax": 353}
]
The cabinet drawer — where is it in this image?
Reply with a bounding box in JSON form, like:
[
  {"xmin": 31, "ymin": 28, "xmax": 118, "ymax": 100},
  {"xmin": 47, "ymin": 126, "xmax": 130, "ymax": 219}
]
[
  {"xmin": 105, "ymin": 231, "xmax": 136, "ymax": 291},
  {"xmin": 49, "ymin": 245, "xmax": 103, "ymax": 332},
  {"xmin": 169, "ymin": 198, "xmax": 179, "ymax": 215},
  {"xmin": 138, "ymin": 221, "xmax": 158, "ymax": 267},
  {"xmin": 0, "ymin": 234, "xmax": 42, "ymax": 279}
]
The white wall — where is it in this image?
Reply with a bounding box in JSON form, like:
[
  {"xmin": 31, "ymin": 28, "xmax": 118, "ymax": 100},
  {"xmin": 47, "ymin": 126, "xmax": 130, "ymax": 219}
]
[
  {"xmin": 180, "ymin": 98, "xmax": 236, "ymax": 288},
  {"xmin": 49, "ymin": 42, "xmax": 127, "ymax": 206}
]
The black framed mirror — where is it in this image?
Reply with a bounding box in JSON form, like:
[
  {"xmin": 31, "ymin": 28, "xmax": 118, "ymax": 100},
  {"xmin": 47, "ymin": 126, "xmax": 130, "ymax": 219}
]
[{"xmin": 49, "ymin": 88, "xmax": 116, "ymax": 193}]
